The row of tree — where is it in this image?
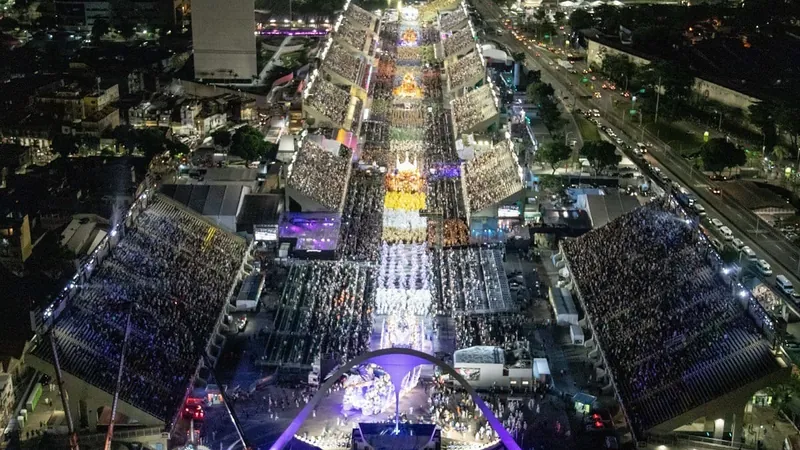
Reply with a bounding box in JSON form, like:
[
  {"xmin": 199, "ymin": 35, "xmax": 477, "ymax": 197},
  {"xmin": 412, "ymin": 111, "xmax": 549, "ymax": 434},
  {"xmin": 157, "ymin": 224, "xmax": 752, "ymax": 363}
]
[
  {"xmin": 526, "ymin": 81, "xmax": 566, "ymax": 137},
  {"xmin": 538, "ymin": 139, "xmax": 621, "ymax": 175},
  {"xmin": 538, "ymin": 135, "xmax": 746, "ymax": 178}
]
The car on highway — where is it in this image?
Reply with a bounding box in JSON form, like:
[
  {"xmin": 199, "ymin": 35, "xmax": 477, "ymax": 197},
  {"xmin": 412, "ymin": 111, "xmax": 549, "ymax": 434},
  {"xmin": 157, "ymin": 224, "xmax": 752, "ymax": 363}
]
[
  {"xmin": 710, "ymin": 185, "xmax": 721, "ymax": 195},
  {"xmin": 594, "ymin": 92, "xmax": 602, "ymax": 98},
  {"xmin": 719, "ymin": 226, "xmax": 734, "ymax": 241},
  {"xmin": 756, "ymin": 260, "xmax": 773, "ymax": 276},
  {"xmin": 732, "ymin": 238, "xmax": 745, "ymax": 250},
  {"xmin": 777, "ymin": 275, "xmax": 794, "ymax": 295},
  {"xmin": 693, "ymin": 203, "xmax": 707, "ymax": 216},
  {"xmin": 710, "ymin": 218, "xmax": 724, "ymax": 229},
  {"xmin": 740, "ymin": 245, "xmax": 757, "ymax": 260}
]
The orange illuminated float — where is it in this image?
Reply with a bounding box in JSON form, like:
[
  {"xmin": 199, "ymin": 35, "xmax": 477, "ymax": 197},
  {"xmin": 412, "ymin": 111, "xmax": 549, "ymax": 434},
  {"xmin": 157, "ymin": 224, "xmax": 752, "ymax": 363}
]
[
  {"xmin": 401, "ymin": 27, "xmax": 419, "ymax": 46},
  {"xmin": 392, "ymin": 73, "xmax": 423, "ymax": 98}
]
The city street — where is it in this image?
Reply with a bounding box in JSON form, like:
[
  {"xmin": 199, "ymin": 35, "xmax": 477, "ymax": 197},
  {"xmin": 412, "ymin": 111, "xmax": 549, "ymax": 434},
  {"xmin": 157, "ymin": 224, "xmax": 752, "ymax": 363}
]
[{"xmin": 471, "ymin": 0, "xmax": 800, "ymax": 318}]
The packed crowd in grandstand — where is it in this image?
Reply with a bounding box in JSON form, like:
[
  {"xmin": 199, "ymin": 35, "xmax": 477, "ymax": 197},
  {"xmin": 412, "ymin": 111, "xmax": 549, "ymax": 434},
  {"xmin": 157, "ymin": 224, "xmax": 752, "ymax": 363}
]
[
  {"xmin": 287, "ymin": 140, "xmax": 352, "ymax": 210},
  {"xmin": 452, "ymin": 85, "xmax": 498, "ymax": 135},
  {"xmin": 465, "ymin": 141, "xmax": 523, "ymax": 212},
  {"xmin": 443, "ymin": 29, "xmax": 474, "ymax": 57},
  {"xmin": 448, "ymin": 52, "xmax": 484, "ymax": 88},
  {"xmin": 33, "ymin": 196, "xmax": 246, "ymax": 422},
  {"xmin": 563, "ymin": 200, "xmax": 781, "ymax": 433},
  {"xmin": 322, "ymin": 44, "xmax": 367, "ymax": 86},
  {"xmin": 306, "ymin": 79, "xmax": 353, "ymax": 128}
]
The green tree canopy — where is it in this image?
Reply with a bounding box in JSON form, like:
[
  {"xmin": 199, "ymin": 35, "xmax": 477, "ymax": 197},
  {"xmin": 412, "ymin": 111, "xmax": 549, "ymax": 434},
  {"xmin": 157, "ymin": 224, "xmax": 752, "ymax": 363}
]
[
  {"xmin": 91, "ymin": 18, "xmax": 109, "ymax": 40},
  {"xmin": 211, "ymin": 129, "xmax": 232, "ymax": 148},
  {"xmin": 580, "ymin": 140, "xmax": 621, "ymax": 174},
  {"xmin": 699, "ymin": 138, "xmax": 746, "ymax": 175},
  {"xmin": 568, "ymin": 8, "xmax": 594, "ymax": 30},
  {"xmin": 52, "ymin": 133, "xmax": 81, "ymax": 161},
  {"xmin": 230, "ymin": 126, "xmax": 269, "ymax": 163},
  {"xmin": 600, "ymin": 54, "xmax": 636, "ymax": 90},
  {"xmin": 593, "ymin": 4, "xmax": 620, "ymax": 33},
  {"xmin": 538, "ymin": 141, "xmax": 573, "ymax": 174},
  {"xmin": 526, "ymin": 82, "xmax": 556, "ymax": 106}
]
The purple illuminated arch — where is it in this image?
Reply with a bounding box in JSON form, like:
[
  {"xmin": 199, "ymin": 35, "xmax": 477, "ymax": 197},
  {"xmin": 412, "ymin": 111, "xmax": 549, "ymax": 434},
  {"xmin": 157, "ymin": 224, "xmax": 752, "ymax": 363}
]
[{"xmin": 269, "ymin": 348, "xmax": 521, "ymax": 450}]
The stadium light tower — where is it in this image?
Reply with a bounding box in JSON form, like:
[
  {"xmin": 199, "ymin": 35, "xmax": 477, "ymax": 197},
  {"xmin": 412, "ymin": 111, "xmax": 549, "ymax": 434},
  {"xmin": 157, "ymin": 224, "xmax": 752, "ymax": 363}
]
[{"xmin": 50, "ymin": 331, "xmax": 80, "ymax": 450}]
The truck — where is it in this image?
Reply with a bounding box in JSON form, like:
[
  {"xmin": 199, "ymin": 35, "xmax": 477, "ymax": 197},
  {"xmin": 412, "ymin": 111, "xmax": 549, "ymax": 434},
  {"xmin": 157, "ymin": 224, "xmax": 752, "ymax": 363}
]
[{"xmin": 557, "ymin": 59, "xmax": 573, "ymax": 70}]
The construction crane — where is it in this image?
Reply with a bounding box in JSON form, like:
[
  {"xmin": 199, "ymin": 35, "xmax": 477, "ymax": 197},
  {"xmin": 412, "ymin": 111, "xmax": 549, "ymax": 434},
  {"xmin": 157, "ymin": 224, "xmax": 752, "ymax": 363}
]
[
  {"xmin": 102, "ymin": 302, "xmax": 250, "ymax": 450},
  {"xmin": 49, "ymin": 330, "xmax": 80, "ymax": 450},
  {"xmin": 104, "ymin": 302, "xmax": 135, "ymax": 450}
]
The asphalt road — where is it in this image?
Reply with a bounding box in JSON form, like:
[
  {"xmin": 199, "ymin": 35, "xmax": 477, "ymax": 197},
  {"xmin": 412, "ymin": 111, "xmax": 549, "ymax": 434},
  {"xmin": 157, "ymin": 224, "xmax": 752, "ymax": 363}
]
[{"xmin": 471, "ymin": 0, "xmax": 800, "ymax": 309}]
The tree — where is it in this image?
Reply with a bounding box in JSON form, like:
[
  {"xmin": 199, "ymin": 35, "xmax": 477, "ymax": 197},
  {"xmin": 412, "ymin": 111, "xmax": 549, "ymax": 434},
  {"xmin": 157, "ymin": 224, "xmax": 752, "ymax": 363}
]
[
  {"xmin": 634, "ymin": 59, "xmax": 694, "ymax": 118},
  {"xmin": 533, "ymin": 8, "xmax": 547, "ymax": 22},
  {"xmin": 539, "ymin": 98, "xmax": 565, "ymax": 136},
  {"xmin": 749, "ymin": 100, "xmax": 777, "ymax": 153},
  {"xmin": 580, "ymin": 140, "xmax": 621, "ymax": 175},
  {"xmin": 594, "ymin": 4, "xmax": 620, "ymax": 33},
  {"xmin": 117, "ymin": 21, "xmax": 136, "ymax": 40},
  {"xmin": 772, "ymin": 145, "xmax": 789, "ymax": 163},
  {"xmin": 699, "ymin": 138, "xmax": 746, "ymax": 175},
  {"xmin": 52, "ymin": 133, "xmax": 81, "ymax": 161},
  {"xmin": 230, "ymin": 126, "xmax": 268, "ymax": 164},
  {"xmin": 568, "ymin": 9, "xmax": 594, "ymax": 31},
  {"xmin": 774, "ymin": 102, "xmax": 800, "ymax": 152},
  {"xmin": 211, "ymin": 129, "xmax": 232, "ymax": 148},
  {"xmin": 539, "ymin": 141, "xmax": 572, "ymax": 174},
  {"xmin": 600, "ymin": 54, "xmax": 636, "ymax": 90},
  {"xmin": 136, "ymin": 128, "xmax": 168, "ymax": 159},
  {"xmin": 553, "ymin": 10, "xmax": 566, "ymax": 26},
  {"xmin": 91, "ymin": 18, "xmax": 109, "ymax": 40},
  {"xmin": 526, "ymin": 82, "xmax": 555, "ymax": 106},
  {"xmin": 112, "ymin": 124, "xmax": 137, "ymax": 154},
  {"xmin": 512, "ymin": 52, "xmax": 526, "ymax": 65},
  {"xmin": 166, "ymin": 140, "xmax": 189, "ymax": 157},
  {"xmin": 525, "ymin": 69, "xmax": 541, "ymax": 86}
]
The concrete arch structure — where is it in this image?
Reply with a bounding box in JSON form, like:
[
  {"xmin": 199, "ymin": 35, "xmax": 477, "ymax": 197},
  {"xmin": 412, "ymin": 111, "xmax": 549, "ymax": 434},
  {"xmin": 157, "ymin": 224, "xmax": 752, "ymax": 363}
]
[{"xmin": 269, "ymin": 348, "xmax": 521, "ymax": 450}]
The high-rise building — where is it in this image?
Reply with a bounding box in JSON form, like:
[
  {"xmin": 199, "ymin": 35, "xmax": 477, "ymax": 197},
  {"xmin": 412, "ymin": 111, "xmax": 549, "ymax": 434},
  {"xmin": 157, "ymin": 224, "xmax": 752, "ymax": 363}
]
[{"xmin": 192, "ymin": 0, "xmax": 257, "ymax": 82}]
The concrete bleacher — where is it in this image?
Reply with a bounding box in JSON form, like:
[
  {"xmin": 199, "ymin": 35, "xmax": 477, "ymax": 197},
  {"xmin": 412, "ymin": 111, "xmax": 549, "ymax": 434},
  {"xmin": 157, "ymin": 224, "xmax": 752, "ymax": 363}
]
[
  {"xmin": 28, "ymin": 195, "xmax": 247, "ymax": 428},
  {"xmin": 561, "ymin": 201, "xmax": 789, "ymax": 441}
]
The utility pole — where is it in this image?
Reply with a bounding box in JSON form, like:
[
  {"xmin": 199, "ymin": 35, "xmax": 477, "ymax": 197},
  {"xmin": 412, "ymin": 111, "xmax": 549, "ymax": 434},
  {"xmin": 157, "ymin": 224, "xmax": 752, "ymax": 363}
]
[{"xmin": 654, "ymin": 76, "xmax": 661, "ymax": 124}]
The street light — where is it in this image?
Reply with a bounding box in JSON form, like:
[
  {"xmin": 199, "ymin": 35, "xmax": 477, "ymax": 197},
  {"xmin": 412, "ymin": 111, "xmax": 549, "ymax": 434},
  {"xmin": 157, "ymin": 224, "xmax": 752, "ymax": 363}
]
[
  {"xmin": 564, "ymin": 131, "xmax": 574, "ymax": 146},
  {"xmin": 714, "ymin": 109, "xmax": 722, "ymax": 131},
  {"xmin": 620, "ymin": 73, "xmax": 628, "ymax": 93}
]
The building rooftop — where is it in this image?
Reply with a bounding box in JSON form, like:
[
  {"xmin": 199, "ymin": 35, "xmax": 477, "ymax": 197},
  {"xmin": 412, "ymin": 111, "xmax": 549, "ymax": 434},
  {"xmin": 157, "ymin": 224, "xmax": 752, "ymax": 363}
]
[{"xmin": 454, "ymin": 345, "xmax": 504, "ymax": 365}]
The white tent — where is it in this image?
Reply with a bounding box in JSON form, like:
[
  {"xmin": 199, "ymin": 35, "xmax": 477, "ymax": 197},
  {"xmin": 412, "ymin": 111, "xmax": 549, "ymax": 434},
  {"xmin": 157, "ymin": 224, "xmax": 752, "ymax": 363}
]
[
  {"xmin": 609, "ymin": 0, "xmax": 625, "ymax": 5},
  {"xmin": 588, "ymin": 0, "xmax": 605, "ymax": 7},
  {"xmin": 533, "ymin": 358, "xmax": 551, "ymax": 381},
  {"xmin": 559, "ymin": 1, "xmax": 578, "ymax": 6}
]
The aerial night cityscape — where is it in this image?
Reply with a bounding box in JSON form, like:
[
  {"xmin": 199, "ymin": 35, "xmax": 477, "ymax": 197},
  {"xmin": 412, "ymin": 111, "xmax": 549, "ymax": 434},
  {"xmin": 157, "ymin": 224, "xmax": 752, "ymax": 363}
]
[{"xmin": 1, "ymin": 0, "xmax": 800, "ymax": 449}]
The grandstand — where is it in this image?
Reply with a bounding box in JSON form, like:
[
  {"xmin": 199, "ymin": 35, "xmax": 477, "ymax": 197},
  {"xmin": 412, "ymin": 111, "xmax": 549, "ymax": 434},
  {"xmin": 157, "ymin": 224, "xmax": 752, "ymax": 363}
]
[
  {"xmin": 442, "ymin": 29, "xmax": 475, "ymax": 59},
  {"xmin": 336, "ymin": 25, "xmax": 377, "ymax": 57},
  {"xmin": 451, "ymin": 84, "xmax": 499, "ymax": 136},
  {"xmin": 287, "ymin": 140, "xmax": 353, "ymax": 212},
  {"xmin": 561, "ymin": 201, "xmax": 789, "ymax": 442},
  {"xmin": 302, "ymin": 78, "xmax": 362, "ymax": 131},
  {"xmin": 465, "ymin": 140, "xmax": 523, "ymax": 214},
  {"xmin": 342, "ymin": 3, "xmax": 380, "ymax": 32},
  {"xmin": 27, "ymin": 195, "xmax": 247, "ymax": 429},
  {"xmin": 439, "ymin": 7, "xmax": 468, "ymax": 34},
  {"xmin": 321, "ymin": 43, "xmax": 370, "ymax": 89},
  {"xmin": 446, "ymin": 52, "xmax": 485, "ymax": 93}
]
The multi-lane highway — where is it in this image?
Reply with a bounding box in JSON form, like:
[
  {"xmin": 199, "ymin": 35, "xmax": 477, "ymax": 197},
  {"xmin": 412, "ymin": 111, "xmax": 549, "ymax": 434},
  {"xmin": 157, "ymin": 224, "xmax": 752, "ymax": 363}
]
[{"xmin": 471, "ymin": 0, "xmax": 800, "ymax": 311}]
